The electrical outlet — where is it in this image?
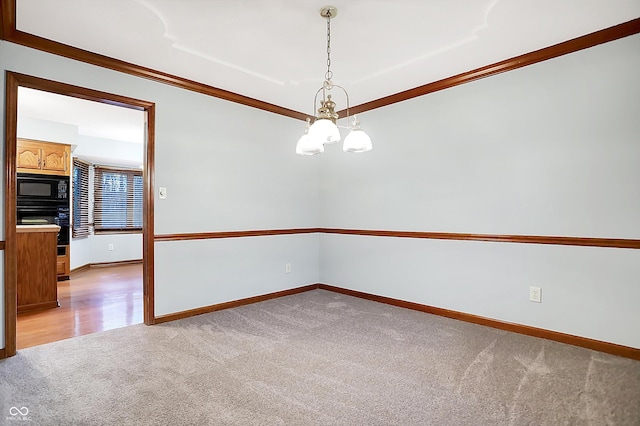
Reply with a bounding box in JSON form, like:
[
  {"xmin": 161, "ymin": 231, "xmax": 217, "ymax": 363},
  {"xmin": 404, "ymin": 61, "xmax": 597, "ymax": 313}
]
[
  {"xmin": 529, "ymin": 286, "xmax": 542, "ymax": 303},
  {"xmin": 108, "ymin": 244, "xmax": 114, "ymax": 251},
  {"xmin": 285, "ymin": 263, "xmax": 292, "ymax": 274}
]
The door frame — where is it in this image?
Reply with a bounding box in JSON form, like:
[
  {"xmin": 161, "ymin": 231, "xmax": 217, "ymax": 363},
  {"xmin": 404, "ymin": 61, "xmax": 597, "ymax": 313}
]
[{"xmin": 4, "ymin": 71, "xmax": 156, "ymax": 357}]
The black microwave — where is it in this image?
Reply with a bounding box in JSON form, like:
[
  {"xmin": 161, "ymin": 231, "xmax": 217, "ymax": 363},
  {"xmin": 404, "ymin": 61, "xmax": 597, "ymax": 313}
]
[{"xmin": 17, "ymin": 173, "xmax": 70, "ymax": 203}]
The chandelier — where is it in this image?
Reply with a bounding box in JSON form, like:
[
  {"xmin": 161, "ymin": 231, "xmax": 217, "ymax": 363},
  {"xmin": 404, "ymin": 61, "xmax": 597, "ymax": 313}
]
[{"xmin": 296, "ymin": 6, "xmax": 373, "ymax": 155}]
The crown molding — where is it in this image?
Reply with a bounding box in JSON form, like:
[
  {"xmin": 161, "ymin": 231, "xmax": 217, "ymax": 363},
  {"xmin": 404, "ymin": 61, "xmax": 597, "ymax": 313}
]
[
  {"xmin": 2, "ymin": 1, "xmax": 638, "ymax": 120},
  {"xmin": 0, "ymin": 0, "xmax": 307, "ymax": 120},
  {"xmin": 338, "ymin": 18, "xmax": 640, "ymax": 116}
]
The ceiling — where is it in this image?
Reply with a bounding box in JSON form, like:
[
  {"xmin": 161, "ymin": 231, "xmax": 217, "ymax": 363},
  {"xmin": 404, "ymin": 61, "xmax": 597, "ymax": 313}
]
[
  {"xmin": 18, "ymin": 87, "xmax": 145, "ymax": 144},
  {"xmin": 14, "ymin": 0, "xmax": 640, "ymax": 117}
]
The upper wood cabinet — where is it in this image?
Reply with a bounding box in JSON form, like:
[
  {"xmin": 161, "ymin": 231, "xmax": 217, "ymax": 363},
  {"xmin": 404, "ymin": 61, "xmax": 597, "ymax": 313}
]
[{"xmin": 17, "ymin": 139, "xmax": 71, "ymax": 176}]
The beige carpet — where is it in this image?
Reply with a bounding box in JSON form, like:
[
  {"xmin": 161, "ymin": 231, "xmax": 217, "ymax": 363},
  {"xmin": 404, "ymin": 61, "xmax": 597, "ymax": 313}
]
[{"xmin": 1, "ymin": 289, "xmax": 639, "ymax": 425}]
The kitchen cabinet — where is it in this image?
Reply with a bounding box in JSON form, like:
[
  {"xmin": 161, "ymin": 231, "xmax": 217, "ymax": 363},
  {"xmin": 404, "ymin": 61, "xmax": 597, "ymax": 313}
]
[
  {"xmin": 17, "ymin": 138, "xmax": 71, "ymax": 176},
  {"xmin": 17, "ymin": 225, "xmax": 60, "ymax": 313},
  {"xmin": 57, "ymin": 245, "xmax": 71, "ymax": 280}
]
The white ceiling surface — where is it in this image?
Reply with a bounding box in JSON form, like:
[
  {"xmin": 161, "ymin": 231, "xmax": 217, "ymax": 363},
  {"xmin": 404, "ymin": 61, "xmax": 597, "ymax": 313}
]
[{"xmin": 16, "ymin": 0, "xmax": 640, "ymax": 115}]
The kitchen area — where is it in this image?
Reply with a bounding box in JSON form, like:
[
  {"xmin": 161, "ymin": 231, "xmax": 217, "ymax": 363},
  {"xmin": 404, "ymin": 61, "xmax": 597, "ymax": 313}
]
[
  {"xmin": 11, "ymin": 86, "xmax": 146, "ymax": 349},
  {"xmin": 16, "ymin": 138, "xmax": 71, "ymax": 313}
]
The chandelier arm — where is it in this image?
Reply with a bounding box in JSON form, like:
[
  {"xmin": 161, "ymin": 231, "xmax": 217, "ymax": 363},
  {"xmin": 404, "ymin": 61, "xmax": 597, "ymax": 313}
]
[
  {"xmin": 329, "ymin": 84, "xmax": 351, "ymax": 128},
  {"xmin": 312, "ymin": 86, "xmax": 326, "ymax": 118}
]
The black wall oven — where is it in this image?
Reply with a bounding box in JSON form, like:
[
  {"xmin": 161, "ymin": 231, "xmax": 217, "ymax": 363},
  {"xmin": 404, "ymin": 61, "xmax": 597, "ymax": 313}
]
[
  {"xmin": 17, "ymin": 173, "xmax": 70, "ymax": 246},
  {"xmin": 17, "ymin": 204, "xmax": 70, "ymax": 246}
]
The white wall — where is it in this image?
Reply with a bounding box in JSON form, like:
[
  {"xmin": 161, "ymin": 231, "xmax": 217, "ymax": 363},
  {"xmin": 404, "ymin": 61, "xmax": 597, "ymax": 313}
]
[
  {"xmin": 0, "ymin": 40, "xmax": 321, "ymax": 349},
  {"xmin": 70, "ymin": 237, "xmax": 92, "ymax": 270},
  {"xmin": 319, "ymin": 34, "xmax": 640, "ymax": 348},
  {"xmin": 71, "ymin": 234, "xmax": 143, "ymax": 269},
  {"xmin": 17, "ymin": 116, "xmax": 78, "ymax": 145},
  {"xmin": 74, "ymin": 134, "xmax": 143, "ymax": 168}
]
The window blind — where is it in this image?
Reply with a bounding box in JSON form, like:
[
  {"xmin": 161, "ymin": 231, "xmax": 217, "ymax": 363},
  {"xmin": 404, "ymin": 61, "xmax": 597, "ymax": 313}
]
[
  {"xmin": 72, "ymin": 158, "xmax": 90, "ymax": 238},
  {"xmin": 94, "ymin": 166, "xmax": 143, "ymax": 232}
]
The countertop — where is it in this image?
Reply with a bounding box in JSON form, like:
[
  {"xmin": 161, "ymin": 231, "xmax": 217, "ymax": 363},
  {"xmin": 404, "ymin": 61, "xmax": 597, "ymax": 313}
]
[{"xmin": 17, "ymin": 224, "xmax": 61, "ymax": 233}]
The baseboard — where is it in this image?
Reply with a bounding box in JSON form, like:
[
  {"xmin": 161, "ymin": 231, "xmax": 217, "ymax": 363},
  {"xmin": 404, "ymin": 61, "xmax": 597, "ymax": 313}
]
[
  {"xmin": 317, "ymin": 284, "xmax": 640, "ymax": 361},
  {"xmin": 0, "ymin": 348, "xmax": 6, "ymax": 359},
  {"xmin": 149, "ymin": 282, "xmax": 639, "ymax": 360},
  {"xmin": 70, "ymin": 264, "xmax": 91, "ymax": 274},
  {"xmin": 17, "ymin": 301, "xmax": 59, "ymax": 314},
  {"xmin": 89, "ymin": 259, "xmax": 143, "ymax": 269},
  {"xmin": 71, "ymin": 259, "xmax": 143, "ymax": 274},
  {"xmin": 154, "ymin": 284, "xmax": 319, "ymax": 324}
]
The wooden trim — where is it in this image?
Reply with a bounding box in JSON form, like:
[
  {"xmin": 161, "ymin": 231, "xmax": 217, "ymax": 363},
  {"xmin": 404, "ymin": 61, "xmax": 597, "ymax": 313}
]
[
  {"xmin": 88, "ymin": 259, "xmax": 143, "ymax": 269},
  {"xmin": 70, "ymin": 264, "xmax": 91, "ymax": 275},
  {"xmin": 155, "ymin": 227, "xmax": 640, "ymax": 250},
  {"xmin": 70, "ymin": 259, "xmax": 143, "ymax": 274},
  {"xmin": 2, "ymin": 3, "xmax": 638, "ymax": 125},
  {"xmin": 0, "ymin": 348, "xmax": 6, "ymax": 360},
  {"xmin": 148, "ymin": 281, "xmax": 640, "ymax": 360},
  {"xmin": 3, "ymin": 71, "xmax": 156, "ymax": 356},
  {"xmin": 93, "ymin": 229, "xmax": 143, "ymax": 235},
  {"xmin": 339, "ymin": 18, "xmax": 640, "ymax": 116},
  {"xmin": 0, "ymin": 0, "xmax": 306, "ymax": 121},
  {"xmin": 0, "ymin": 241, "xmax": 5, "ymax": 250},
  {"xmin": 0, "ymin": 0, "xmax": 14, "ymax": 40},
  {"xmin": 4, "ymin": 71, "xmax": 19, "ymax": 357},
  {"xmin": 155, "ymin": 228, "xmax": 322, "ymax": 242},
  {"xmin": 2, "ymin": 0, "xmax": 638, "ymax": 121},
  {"xmin": 17, "ymin": 300, "xmax": 59, "ymax": 313},
  {"xmin": 8, "ymin": 72, "xmax": 152, "ymax": 111},
  {"xmin": 317, "ymin": 284, "xmax": 640, "ymax": 361},
  {"xmin": 154, "ymin": 284, "xmax": 319, "ymax": 324},
  {"xmin": 320, "ymin": 228, "xmax": 640, "ymax": 249},
  {"xmin": 144, "ymin": 104, "xmax": 156, "ymax": 325}
]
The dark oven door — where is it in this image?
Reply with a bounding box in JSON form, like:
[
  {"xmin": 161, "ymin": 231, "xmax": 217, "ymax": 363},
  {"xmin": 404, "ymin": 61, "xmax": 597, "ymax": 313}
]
[
  {"xmin": 17, "ymin": 204, "xmax": 70, "ymax": 246},
  {"xmin": 17, "ymin": 173, "xmax": 70, "ymax": 203}
]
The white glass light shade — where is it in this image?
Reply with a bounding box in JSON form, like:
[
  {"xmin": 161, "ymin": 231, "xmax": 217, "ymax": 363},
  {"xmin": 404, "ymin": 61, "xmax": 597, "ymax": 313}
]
[
  {"xmin": 343, "ymin": 128, "xmax": 372, "ymax": 153},
  {"xmin": 308, "ymin": 119, "xmax": 341, "ymax": 144},
  {"xmin": 296, "ymin": 132, "xmax": 324, "ymax": 155}
]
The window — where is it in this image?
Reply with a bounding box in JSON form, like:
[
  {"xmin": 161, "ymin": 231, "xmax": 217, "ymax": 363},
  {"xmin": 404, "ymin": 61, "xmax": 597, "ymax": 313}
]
[
  {"xmin": 94, "ymin": 166, "xmax": 143, "ymax": 232},
  {"xmin": 72, "ymin": 159, "xmax": 90, "ymax": 238}
]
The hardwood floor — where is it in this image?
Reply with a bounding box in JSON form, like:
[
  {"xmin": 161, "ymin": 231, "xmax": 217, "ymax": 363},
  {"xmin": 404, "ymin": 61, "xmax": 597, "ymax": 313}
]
[{"xmin": 16, "ymin": 263, "xmax": 143, "ymax": 349}]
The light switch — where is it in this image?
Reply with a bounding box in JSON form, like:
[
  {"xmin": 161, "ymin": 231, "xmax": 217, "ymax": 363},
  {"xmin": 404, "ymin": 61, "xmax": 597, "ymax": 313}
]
[{"xmin": 159, "ymin": 187, "xmax": 167, "ymax": 199}]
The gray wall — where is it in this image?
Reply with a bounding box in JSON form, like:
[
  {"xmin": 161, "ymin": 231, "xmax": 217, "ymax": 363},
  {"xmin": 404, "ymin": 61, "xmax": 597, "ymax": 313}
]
[{"xmin": 319, "ymin": 34, "xmax": 640, "ymax": 348}]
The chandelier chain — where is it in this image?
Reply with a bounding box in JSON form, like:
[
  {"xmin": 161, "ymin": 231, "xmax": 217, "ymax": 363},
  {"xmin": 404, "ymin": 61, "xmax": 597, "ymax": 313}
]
[{"xmin": 325, "ymin": 12, "xmax": 333, "ymax": 81}]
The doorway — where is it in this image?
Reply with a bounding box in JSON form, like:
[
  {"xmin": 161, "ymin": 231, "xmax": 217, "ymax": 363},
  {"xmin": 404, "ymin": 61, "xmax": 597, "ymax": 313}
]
[{"xmin": 4, "ymin": 72, "xmax": 156, "ymax": 357}]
